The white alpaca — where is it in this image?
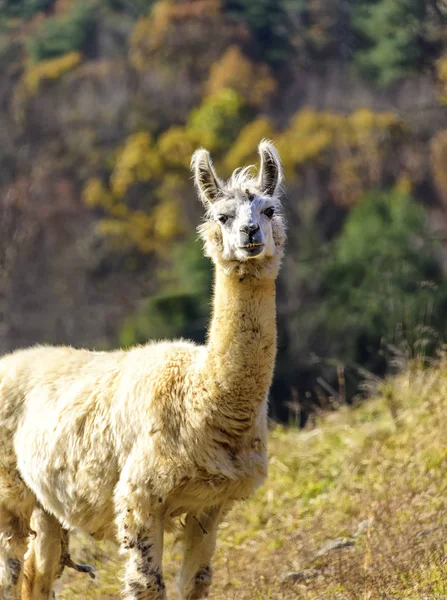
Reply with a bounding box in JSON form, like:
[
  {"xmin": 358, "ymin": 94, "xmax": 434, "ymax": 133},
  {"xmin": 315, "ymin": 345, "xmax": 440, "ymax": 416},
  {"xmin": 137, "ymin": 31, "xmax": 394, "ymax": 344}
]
[{"xmin": 0, "ymin": 140, "xmax": 286, "ymax": 600}]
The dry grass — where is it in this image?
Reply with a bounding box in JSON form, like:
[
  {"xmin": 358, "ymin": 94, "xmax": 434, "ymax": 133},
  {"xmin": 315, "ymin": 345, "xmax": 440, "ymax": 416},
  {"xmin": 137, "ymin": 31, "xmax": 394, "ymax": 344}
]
[{"xmin": 57, "ymin": 362, "xmax": 447, "ymax": 599}]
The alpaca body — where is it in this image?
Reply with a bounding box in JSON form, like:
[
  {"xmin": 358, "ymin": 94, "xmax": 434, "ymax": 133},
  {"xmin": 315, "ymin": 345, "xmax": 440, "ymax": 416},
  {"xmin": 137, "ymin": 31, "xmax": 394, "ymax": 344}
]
[
  {"xmin": 1, "ymin": 336, "xmax": 267, "ymax": 539},
  {"xmin": 0, "ymin": 140, "xmax": 285, "ymax": 599}
]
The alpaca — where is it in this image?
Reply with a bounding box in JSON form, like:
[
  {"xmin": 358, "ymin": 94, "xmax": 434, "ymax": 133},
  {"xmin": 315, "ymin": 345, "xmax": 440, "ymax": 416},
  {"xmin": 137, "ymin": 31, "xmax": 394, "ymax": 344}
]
[{"xmin": 0, "ymin": 139, "xmax": 286, "ymax": 600}]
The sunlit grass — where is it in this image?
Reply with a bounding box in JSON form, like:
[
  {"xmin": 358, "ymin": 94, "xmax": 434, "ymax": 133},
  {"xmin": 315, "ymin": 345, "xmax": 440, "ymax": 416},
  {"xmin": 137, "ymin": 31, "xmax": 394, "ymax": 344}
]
[{"xmin": 58, "ymin": 361, "xmax": 447, "ymax": 599}]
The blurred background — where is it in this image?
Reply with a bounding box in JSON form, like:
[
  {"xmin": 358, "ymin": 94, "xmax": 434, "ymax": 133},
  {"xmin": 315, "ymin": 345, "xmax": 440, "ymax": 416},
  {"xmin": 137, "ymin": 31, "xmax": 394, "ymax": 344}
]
[{"xmin": 1, "ymin": 0, "xmax": 447, "ymax": 423}]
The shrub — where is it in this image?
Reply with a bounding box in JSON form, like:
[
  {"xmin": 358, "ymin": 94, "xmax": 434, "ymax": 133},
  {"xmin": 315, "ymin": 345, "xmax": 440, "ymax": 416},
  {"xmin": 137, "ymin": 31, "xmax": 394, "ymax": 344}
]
[
  {"xmin": 102, "ymin": 0, "xmax": 155, "ymax": 18},
  {"xmin": 157, "ymin": 127, "xmax": 202, "ymax": 171},
  {"xmin": 223, "ymin": 116, "xmax": 275, "ymax": 175},
  {"xmin": 223, "ymin": 0, "xmax": 351, "ymax": 66},
  {"xmin": 110, "ymin": 132, "xmax": 162, "ymax": 198},
  {"xmin": 21, "ymin": 51, "xmax": 82, "ymax": 95},
  {"xmin": 96, "ymin": 199, "xmax": 181, "ymax": 255},
  {"xmin": 83, "ymin": 177, "xmax": 116, "ymax": 210},
  {"xmin": 205, "ymin": 46, "xmax": 277, "ymax": 109},
  {"xmin": 82, "ymin": 132, "xmax": 182, "ymax": 255},
  {"xmin": 436, "ymin": 54, "xmax": 447, "ymax": 104},
  {"xmin": 320, "ymin": 191, "xmax": 447, "ymax": 364},
  {"xmin": 119, "ymin": 237, "xmax": 212, "ymax": 346},
  {"xmin": 430, "ymin": 129, "xmax": 447, "ymax": 206},
  {"xmin": 222, "ymin": 0, "xmax": 294, "ymax": 65},
  {"xmin": 120, "ymin": 291, "xmax": 206, "ymax": 346},
  {"xmin": 27, "ymin": 2, "xmax": 95, "ymax": 62},
  {"xmin": 352, "ymin": 0, "xmax": 426, "ymax": 87},
  {"xmin": 275, "ymin": 190, "xmax": 447, "ymax": 410},
  {"xmin": 129, "ymin": 0, "xmax": 235, "ymax": 79},
  {"xmin": 276, "ymin": 107, "xmax": 405, "ymax": 205},
  {"xmin": 0, "ymin": 0, "xmax": 55, "ymax": 19},
  {"xmin": 187, "ymin": 88, "xmax": 248, "ymax": 152}
]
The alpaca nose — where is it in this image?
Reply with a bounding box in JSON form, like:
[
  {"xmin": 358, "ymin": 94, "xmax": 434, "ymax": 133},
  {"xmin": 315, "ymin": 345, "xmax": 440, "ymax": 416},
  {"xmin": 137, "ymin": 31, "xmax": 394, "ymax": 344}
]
[{"xmin": 240, "ymin": 223, "xmax": 259, "ymax": 236}]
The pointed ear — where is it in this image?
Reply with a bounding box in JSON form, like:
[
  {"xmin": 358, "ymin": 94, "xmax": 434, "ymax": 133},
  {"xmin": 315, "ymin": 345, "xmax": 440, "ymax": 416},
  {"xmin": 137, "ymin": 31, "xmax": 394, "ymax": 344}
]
[
  {"xmin": 257, "ymin": 139, "xmax": 283, "ymax": 197},
  {"xmin": 191, "ymin": 148, "xmax": 222, "ymax": 205}
]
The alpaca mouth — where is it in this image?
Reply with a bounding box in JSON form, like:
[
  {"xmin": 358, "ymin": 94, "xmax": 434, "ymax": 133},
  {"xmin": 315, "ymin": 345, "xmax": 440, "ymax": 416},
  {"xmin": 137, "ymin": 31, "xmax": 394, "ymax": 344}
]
[{"xmin": 239, "ymin": 243, "xmax": 264, "ymax": 257}]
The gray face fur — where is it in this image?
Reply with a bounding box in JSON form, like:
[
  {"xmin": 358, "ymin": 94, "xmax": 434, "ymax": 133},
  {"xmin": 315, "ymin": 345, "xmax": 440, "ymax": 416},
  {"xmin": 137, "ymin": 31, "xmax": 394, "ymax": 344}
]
[{"xmin": 191, "ymin": 140, "xmax": 286, "ymax": 269}]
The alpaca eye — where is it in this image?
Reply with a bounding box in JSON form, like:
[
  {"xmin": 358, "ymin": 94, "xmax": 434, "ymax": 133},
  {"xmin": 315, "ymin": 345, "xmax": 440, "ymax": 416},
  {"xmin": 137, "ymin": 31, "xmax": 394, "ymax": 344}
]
[
  {"xmin": 218, "ymin": 214, "xmax": 229, "ymax": 225},
  {"xmin": 263, "ymin": 207, "xmax": 275, "ymax": 219}
]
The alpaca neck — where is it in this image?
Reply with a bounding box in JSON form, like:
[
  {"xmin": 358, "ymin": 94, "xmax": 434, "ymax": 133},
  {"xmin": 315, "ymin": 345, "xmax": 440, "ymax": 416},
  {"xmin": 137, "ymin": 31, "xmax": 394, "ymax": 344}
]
[{"xmin": 200, "ymin": 264, "xmax": 277, "ymax": 437}]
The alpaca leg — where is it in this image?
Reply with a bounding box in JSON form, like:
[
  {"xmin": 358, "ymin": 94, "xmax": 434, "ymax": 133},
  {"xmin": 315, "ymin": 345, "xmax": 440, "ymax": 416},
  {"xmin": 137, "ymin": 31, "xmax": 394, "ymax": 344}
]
[
  {"xmin": 22, "ymin": 506, "xmax": 64, "ymax": 600},
  {"xmin": 179, "ymin": 505, "xmax": 224, "ymax": 600},
  {"xmin": 0, "ymin": 499, "xmax": 34, "ymax": 600},
  {"xmin": 117, "ymin": 511, "xmax": 166, "ymax": 600}
]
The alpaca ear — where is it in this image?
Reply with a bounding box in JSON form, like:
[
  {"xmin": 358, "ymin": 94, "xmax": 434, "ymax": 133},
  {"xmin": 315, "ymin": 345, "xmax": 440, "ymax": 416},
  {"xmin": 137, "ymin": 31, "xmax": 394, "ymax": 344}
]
[
  {"xmin": 191, "ymin": 149, "xmax": 222, "ymax": 205},
  {"xmin": 257, "ymin": 139, "xmax": 283, "ymax": 197}
]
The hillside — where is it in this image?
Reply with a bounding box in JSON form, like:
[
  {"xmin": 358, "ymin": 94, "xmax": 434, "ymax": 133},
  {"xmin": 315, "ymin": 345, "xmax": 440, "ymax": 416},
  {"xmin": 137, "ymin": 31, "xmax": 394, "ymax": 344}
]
[
  {"xmin": 54, "ymin": 361, "xmax": 447, "ymax": 599},
  {"xmin": 2, "ymin": 1, "xmax": 447, "ymax": 417}
]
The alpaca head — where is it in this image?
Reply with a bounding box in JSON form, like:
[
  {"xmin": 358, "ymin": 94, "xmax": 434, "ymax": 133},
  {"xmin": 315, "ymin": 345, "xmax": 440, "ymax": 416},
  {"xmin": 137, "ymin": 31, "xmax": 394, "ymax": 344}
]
[{"xmin": 192, "ymin": 140, "xmax": 286, "ymax": 277}]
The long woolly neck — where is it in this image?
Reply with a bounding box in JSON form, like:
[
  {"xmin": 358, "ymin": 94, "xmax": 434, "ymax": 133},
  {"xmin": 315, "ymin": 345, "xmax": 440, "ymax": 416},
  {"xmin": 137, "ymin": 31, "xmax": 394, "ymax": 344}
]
[{"xmin": 199, "ymin": 264, "xmax": 277, "ymax": 438}]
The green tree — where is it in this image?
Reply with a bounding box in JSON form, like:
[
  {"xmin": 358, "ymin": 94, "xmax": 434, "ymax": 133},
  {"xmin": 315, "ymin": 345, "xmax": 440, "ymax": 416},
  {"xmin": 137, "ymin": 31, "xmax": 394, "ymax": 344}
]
[
  {"xmin": 353, "ymin": 0, "xmax": 426, "ymax": 86},
  {"xmin": 119, "ymin": 237, "xmax": 212, "ymax": 346},
  {"xmin": 222, "ymin": 0, "xmax": 298, "ymax": 65},
  {"xmin": 0, "ymin": 0, "xmax": 54, "ymax": 19},
  {"xmin": 102, "ymin": 0, "xmax": 155, "ymax": 18},
  {"xmin": 222, "ymin": 0, "xmax": 352, "ymax": 66},
  {"xmin": 27, "ymin": 2, "xmax": 95, "ymax": 62},
  {"xmin": 273, "ymin": 190, "xmax": 447, "ymax": 417},
  {"xmin": 321, "ymin": 191, "xmax": 447, "ymax": 365}
]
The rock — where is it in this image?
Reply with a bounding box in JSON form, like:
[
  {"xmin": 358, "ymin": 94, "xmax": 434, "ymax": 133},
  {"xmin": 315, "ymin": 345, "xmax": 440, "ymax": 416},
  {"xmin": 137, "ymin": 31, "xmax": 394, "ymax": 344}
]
[
  {"xmin": 314, "ymin": 537, "xmax": 355, "ymax": 559},
  {"xmin": 354, "ymin": 517, "xmax": 374, "ymax": 538},
  {"xmin": 415, "ymin": 525, "xmax": 439, "ymax": 539},
  {"xmin": 280, "ymin": 569, "xmax": 320, "ymax": 584}
]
